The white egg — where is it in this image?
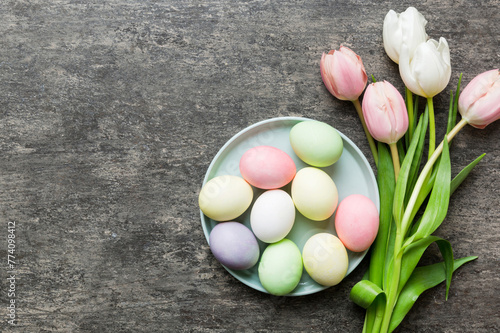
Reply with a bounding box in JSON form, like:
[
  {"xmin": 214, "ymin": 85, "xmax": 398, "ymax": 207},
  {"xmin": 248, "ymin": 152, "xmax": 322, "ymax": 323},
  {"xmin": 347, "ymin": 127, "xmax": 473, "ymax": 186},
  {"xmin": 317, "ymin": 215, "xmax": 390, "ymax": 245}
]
[{"xmin": 250, "ymin": 189, "xmax": 296, "ymax": 243}]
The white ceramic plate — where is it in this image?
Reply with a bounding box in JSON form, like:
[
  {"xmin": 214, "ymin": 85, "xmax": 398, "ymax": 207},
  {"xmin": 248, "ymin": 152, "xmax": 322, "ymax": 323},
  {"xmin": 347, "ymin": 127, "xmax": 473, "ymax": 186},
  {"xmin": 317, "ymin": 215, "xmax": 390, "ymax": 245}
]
[{"xmin": 200, "ymin": 117, "xmax": 379, "ymax": 296}]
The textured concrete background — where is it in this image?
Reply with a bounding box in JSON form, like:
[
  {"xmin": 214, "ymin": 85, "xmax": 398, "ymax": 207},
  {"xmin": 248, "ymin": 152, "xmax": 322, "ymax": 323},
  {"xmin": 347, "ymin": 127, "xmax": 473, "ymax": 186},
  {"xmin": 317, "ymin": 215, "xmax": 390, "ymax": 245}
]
[{"xmin": 0, "ymin": 0, "xmax": 499, "ymax": 332}]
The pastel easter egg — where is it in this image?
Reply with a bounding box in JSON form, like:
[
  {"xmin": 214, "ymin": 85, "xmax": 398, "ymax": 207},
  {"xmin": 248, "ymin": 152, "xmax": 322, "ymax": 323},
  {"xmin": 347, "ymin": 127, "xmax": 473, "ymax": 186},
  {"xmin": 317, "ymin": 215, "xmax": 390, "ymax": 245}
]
[
  {"xmin": 239, "ymin": 145, "xmax": 296, "ymax": 189},
  {"xmin": 335, "ymin": 194, "xmax": 379, "ymax": 252},
  {"xmin": 258, "ymin": 239, "xmax": 303, "ymax": 295},
  {"xmin": 291, "ymin": 167, "xmax": 338, "ymax": 221},
  {"xmin": 289, "ymin": 120, "xmax": 343, "ymax": 167},
  {"xmin": 302, "ymin": 233, "xmax": 348, "ymax": 286},
  {"xmin": 199, "ymin": 175, "xmax": 253, "ymax": 221},
  {"xmin": 209, "ymin": 222, "xmax": 260, "ymax": 270},
  {"xmin": 250, "ymin": 189, "xmax": 296, "ymax": 243}
]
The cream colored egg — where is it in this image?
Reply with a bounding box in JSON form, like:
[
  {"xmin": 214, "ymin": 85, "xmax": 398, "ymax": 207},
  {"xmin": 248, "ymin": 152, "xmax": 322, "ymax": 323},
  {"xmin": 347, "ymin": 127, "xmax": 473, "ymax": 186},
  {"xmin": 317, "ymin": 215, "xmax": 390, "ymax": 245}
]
[
  {"xmin": 199, "ymin": 175, "xmax": 253, "ymax": 221},
  {"xmin": 302, "ymin": 233, "xmax": 348, "ymax": 286},
  {"xmin": 291, "ymin": 167, "xmax": 338, "ymax": 221}
]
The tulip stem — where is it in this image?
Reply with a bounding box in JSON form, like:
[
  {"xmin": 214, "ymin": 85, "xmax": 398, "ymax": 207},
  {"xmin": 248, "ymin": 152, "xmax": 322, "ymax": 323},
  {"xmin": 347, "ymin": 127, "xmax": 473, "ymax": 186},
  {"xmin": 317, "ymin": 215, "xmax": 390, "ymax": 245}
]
[
  {"xmin": 389, "ymin": 143, "xmax": 400, "ymax": 181},
  {"xmin": 427, "ymin": 97, "xmax": 435, "ymax": 160},
  {"xmin": 353, "ymin": 98, "xmax": 379, "ymax": 166},
  {"xmin": 406, "ymin": 88, "xmax": 414, "ymax": 143}
]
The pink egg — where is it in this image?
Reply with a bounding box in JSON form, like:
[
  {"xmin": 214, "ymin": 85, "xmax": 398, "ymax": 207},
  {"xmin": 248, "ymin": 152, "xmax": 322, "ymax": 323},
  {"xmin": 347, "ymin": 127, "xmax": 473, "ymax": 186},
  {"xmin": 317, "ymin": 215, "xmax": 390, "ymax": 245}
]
[
  {"xmin": 334, "ymin": 194, "xmax": 379, "ymax": 252},
  {"xmin": 239, "ymin": 146, "xmax": 296, "ymax": 189}
]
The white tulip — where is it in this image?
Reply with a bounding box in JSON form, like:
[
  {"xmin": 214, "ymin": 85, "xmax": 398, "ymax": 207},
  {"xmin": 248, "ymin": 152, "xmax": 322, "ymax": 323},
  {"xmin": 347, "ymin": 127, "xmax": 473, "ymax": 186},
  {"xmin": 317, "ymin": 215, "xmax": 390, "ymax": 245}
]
[
  {"xmin": 383, "ymin": 7, "xmax": 428, "ymax": 64},
  {"xmin": 398, "ymin": 37, "xmax": 451, "ymax": 98}
]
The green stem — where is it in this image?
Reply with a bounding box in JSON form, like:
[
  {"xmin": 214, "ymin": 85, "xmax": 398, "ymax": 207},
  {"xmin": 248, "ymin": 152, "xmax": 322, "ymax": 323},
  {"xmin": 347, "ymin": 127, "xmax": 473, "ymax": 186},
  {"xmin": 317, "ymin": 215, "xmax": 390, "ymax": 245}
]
[
  {"xmin": 362, "ymin": 316, "xmax": 368, "ymax": 333},
  {"xmin": 353, "ymin": 98, "xmax": 379, "ymax": 166},
  {"xmin": 372, "ymin": 298, "xmax": 385, "ymax": 333},
  {"xmin": 406, "ymin": 88, "xmax": 414, "ymax": 143},
  {"xmin": 427, "ymin": 97, "xmax": 435, "ymax": 160},
  {"xmin": 389, "ymin": 143, "xmax": 400, "ymax": 182},
  {"xmin": 380, "ymin": 231, "xmax": 404, "ymax": 333}
]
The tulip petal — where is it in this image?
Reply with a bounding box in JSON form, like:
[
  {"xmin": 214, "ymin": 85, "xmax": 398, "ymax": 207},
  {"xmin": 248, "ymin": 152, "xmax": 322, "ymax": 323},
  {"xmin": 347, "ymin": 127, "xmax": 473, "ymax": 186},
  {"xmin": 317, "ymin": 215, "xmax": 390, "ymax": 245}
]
[
  {"xmin": 383, "ymin": 7, "xmax": 428, "ymax": 64},
  {"xmin": 383, "ymin": 10, "xmax": 402, "ymax": 63},
  {"xmin": 362, "ymin": 81, "xmax": 408, "ymax": 144},
  {"xmin": 459, "ymin": 69, "xmax": 500, "ymax": 128},
  {"xmin": 400, "ymin": 38, "xmax": 451, "ymax": 98},
  {"xmin": 415, "ymin": 39, "xmax": 451, "ymax": 98},
  {"xmin": 320, "ymin": 47, "xmax": 367, "ymax": 101},
  {"xmin": 399, "ymin": 43, "xmax": 426, "ymax": 97},
  {"xmin": 320, "ymin": 53, "xmax": 338, "ymax": 97},
  {"xmin": 400, "ymin": 7, "xmax": 428, "ymax": 59}
]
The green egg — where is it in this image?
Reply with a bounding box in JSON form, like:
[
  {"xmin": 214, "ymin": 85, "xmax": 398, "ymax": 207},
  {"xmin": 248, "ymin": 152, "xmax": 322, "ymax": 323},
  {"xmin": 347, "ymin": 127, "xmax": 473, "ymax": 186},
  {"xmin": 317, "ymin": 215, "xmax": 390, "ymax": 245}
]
[
  {"xmin": 258, "ymin": 239, "xmax": 303, "ymax": 295},
  {"xmin": 290, "ymin": 120, "xmax": 343, "ymax": 167}
]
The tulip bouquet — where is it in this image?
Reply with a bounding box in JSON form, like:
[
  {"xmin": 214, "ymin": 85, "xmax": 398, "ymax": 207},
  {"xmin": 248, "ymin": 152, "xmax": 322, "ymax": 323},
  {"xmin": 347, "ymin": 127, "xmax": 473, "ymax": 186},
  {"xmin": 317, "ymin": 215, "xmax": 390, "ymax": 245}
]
[{"xmin": 320, "ymin": 6, "xmax": 500, "ymax": 333}]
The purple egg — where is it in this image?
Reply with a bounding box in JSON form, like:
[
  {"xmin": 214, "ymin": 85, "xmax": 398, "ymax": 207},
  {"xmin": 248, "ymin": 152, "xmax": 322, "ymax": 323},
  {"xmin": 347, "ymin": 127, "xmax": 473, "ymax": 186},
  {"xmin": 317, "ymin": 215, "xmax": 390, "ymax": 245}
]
[{"xmin": 209, "ymin": 222, "xmax": 260, "ymax": 270}]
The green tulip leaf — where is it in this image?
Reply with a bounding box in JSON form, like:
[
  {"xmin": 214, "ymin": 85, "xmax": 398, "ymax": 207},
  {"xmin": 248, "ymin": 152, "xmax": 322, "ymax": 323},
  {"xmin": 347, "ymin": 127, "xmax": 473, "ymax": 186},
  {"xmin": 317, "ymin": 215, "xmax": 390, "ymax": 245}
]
[
  {"xmin": 436, "ymin": 239, "xmax": 455, "ymax": 300},
  {"xmin": 393, "ymin": 115, "xmax": 424, "ymax": 228},
  {"xmin": 364, "ymin": 296, "xmax": 385, "ymax": 333},
  {"xmin": 384, "ymin": 218, "xmax": 398, "ymax": 291},
  {"xmin": 350, "ymin": 279, "xmax": 386, "ymax": 309},
  {"xmin": 403, "ymin": 90, "xmax": 419, "ymax": 151},
  {"xmin": 413, "ymin": 96, "xmax": 419, "ymax": 134},
  {"xmin": 451, "ymin": 74, "xmax": 462, "ymax": 133},
  {"xmin": 389, "ymin": 256, "xmax": 477, "ymax": 333},
  {"xmin": 397, "ymin": 139, "xmax": 406, "ymax": 165},
  {"xmin": 370, "ymin": 143, "xmax": 396, "ymax": 287},
  {"xmin": 364, "ymin": 143, "xmax": 396, "ymax": 332},
  {"xmin": 406, "ymin": 138, "xmax": 451, "ymax": 244},
  {"xmin": 405, "ymin": 107, "xmax": 429, "ymax": 206},
  {"xmin": 398, "ymin": 236, "xmax": 453, "ymax": 298},
  {"xmin": 408, "ymin": 168, "xmax": 435, "ymax": 231},
  {"xmin": 451, "ymin": 153, "xmax": 486, "ymax": 195},
  {"xmin": 362, "ymin": 268, "xmax": 370, "ymax": 281},
  {"xmin": 409, "ymin": 153, "xmax": 485, "ymax": 237},
  {"xmin": 446, "ymin": 75, "xmax": 462, "ymax": 137},
  {"xmin": 446, "ymin": 90, "xmax": 454, "ymax": 133}
]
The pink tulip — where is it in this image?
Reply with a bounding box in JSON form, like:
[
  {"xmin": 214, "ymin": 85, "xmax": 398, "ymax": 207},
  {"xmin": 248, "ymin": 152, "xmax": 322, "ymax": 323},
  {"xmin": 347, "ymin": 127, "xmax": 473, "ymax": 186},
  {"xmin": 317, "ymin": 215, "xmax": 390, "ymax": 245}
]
[
  {"xmin": 362, "ymin": 81, "xmax": 409, "ymax": 144},
  {"xmin": 458, "ymin": 69, "xmax": 500, "ymax": 129},
  {"xmin": 320, "ymin": 46, "xmax": 368, "ymax": 101}
]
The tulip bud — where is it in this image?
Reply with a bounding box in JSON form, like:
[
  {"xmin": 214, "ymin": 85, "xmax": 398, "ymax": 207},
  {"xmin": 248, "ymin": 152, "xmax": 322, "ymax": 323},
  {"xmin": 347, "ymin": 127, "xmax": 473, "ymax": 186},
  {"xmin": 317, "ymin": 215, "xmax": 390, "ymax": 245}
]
[
  {"xmin": 320, "ymin": 46, "xmax": 368, "ymax": 101},
  {"xmin": 399, "ymin": 37, "xmax": 451, "ymax": 98},
  {"xmin": 458, "ymin": 69, "xmax": 500, "ymax": 129},
  {"xmin": 362, "ymin": 81, "xmax": 409, "ymax": 144},
  {"xmin": 383, "ymin": 7, "xmax": 428, "ymax": 64}
]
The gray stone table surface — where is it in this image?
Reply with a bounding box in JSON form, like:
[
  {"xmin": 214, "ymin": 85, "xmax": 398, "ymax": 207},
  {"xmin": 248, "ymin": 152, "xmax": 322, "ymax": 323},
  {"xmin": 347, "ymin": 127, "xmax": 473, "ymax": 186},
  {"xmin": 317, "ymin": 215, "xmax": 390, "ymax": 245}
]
[{"xmin": 0, "ymin": 1, "xmax": 499, "ymax": 332}]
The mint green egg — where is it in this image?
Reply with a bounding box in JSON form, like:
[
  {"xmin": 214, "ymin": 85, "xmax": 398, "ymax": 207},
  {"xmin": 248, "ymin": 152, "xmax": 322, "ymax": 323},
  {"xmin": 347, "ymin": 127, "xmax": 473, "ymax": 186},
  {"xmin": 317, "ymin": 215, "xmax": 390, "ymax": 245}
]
[
  {"xmin": 290, "ymin": 120, "xmax": 343, "ymax": 167},
  {"xmin": 258, "ymin": 239, "xmax": 303, "ymax": 295}
]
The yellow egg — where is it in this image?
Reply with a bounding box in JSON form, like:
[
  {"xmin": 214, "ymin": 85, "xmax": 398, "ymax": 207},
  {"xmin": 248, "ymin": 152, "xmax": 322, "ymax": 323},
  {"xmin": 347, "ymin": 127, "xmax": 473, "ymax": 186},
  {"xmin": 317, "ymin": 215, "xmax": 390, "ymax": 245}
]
[
  {"xmin": 302, "ymin": 233, "xmax": 348, "ymax": 286},
  {"xmin": 291, "ymin": 167, "xmax": 338, "ymax": 221},
  {"xmin": 199, "ymin": 175, "xmax": 253, "ymax": 221}
]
